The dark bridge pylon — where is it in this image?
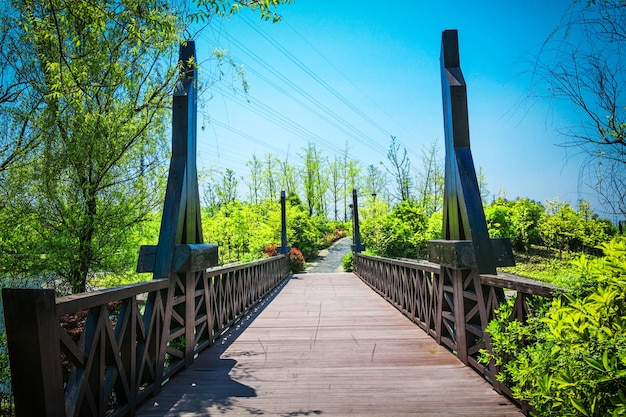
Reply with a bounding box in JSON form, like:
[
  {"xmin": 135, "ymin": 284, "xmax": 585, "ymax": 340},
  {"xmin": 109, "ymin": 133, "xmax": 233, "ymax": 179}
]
[
  {"xmin": 137, "ymin": 41, "xmax": 218, "ymax": 279},
  {"xmin": 431, "ymin": 29, "xmax": 515, "ymax": 274},
  {"xmin": 426, "ymin": 29, "xmax": 515, "ymax": 371}
]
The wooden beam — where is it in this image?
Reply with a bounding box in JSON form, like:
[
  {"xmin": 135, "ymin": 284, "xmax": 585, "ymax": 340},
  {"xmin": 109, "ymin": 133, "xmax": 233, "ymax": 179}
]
[
  {"xmin": 137, "ymin": 244, "xmax": 218, "ymax": 274},
  {"xmin": 428, "ymin": 238, "xmax": 515, "ymax": 269},
  {"xmin": 480, "ymin": 273, "xmax": 559, "ymax": 298}
]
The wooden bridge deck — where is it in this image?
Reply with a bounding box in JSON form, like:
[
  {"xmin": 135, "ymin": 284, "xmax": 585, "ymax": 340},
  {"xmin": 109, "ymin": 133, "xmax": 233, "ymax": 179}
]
[{"xmin": 136, "ymin": 272, "xmax": 523, "ymax": 416}]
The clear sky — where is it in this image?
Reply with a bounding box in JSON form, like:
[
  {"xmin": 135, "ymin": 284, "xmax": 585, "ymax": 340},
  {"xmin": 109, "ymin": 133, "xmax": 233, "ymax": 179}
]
[{"xmin": 191, "ymin": 1, "xmax": 592, "ymax": 211}]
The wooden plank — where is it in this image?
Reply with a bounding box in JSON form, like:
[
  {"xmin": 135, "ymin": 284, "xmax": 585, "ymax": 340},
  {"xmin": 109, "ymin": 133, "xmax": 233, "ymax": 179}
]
[
  {"xmin": 480, "ymin": 273, "xmax": 559, "ymax": 297},
  {"xmin": 135, "ymin": 272, "xmax": 522, "ymax": 416}
]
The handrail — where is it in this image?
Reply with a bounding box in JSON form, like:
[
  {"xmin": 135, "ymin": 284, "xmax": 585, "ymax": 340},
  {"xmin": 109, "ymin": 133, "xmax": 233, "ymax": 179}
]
[
  {"xmin": 353, "ymin": 252, "xmax": 558, "ymax": 414},
  {"xmin": 355, "ymin": 252, "xmax": 440, "ymax": 273},
  {"xmin": 55, "ymin": 278, "xmax": 170, "ymax": 315},
  {"xmin": 479, "ymin": 273, "xmax": 559, "ymax": 297},
  {"xmin": 2, "ymin": 254, "xmax": 290, "ymax": 417}
]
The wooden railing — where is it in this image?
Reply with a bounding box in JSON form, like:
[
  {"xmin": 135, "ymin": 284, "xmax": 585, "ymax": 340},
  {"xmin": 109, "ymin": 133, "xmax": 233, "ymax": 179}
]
[
  {"xmin": 2, "ymin": 254, "xmax": 290, "ymax": 417},
  {"xmin": 353, "ymin": 252, "xmax": 558, "ymax": 412}
]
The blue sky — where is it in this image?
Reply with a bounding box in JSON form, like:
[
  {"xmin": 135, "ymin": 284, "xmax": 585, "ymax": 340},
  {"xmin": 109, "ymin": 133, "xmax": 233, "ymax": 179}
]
[{"xmin": 191, "ymin": 1, "xmax": 590, "ymax": 210}]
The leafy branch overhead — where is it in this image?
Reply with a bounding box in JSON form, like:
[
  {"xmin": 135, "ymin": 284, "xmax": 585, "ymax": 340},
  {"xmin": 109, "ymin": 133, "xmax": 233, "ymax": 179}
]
[
  {"xmin": 193, "ymin": 0, "xmax": 291, "ymax": 23},
  {"xmin": 0, "ymin": 0, "xmax": 291, "ymax": 294}
]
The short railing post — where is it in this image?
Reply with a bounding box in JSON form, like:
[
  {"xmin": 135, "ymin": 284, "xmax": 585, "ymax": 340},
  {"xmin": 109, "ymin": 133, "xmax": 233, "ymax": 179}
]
[
  {"xmin": 352, "ymin": 189, "xmax": 363, "ymax": 253},
  {"xmin": 2, "ymin": 288, "xmax": 65, "ymax": 417},
  {"xmin": 279, "ymin": 190, "xmax": 290, "ymax": 255}
]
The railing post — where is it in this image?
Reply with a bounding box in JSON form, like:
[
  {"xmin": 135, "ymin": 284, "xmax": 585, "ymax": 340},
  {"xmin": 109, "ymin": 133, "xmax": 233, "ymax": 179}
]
[
  {"xmin": 279, "ymin": 191, "xmax": 290, "ymax": 255},
  {"xmin": 2, "ymin": 288, "xmax": 65, "ymax": 417},
  {"xmin": 352, "ymin": 189, "xmax": 363, "ymax": 253}
]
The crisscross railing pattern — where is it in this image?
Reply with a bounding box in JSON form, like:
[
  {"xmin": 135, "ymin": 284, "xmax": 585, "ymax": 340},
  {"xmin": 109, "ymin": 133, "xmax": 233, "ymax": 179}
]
[
  {"xmin": 2, "ymin": 254, "xmax": 289, "ymax": 417},
  {"xmin": 353, "ymin": 252, "xmax": 557, "ymax": 412}
]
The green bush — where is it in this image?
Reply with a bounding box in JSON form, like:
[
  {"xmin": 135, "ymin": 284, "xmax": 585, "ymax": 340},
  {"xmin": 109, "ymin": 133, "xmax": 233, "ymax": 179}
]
[
  {"xmin": 288, "ymin": 248, "xmax": 305, "ymax": 273},
  {"xmin": 342, "ymin": 252, "xmax": 353, "ymax": 272},
  {"xmin": 484, "ymin": 237, "xmax": 626, "ymax": 416},
  {"xmin": 0, "ymin": 334, "xmax": 12, "ymax": 415},
  {"xmin": 361, "ymin": 200, "xmax": 428, "ymax": 259},
  {"xmin": 287, "ymin": 207, "xmax": 320, "ymax": 259}
]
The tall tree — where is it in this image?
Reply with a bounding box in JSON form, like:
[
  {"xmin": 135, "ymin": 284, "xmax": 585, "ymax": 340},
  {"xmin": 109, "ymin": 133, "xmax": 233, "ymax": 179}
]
[
  {"xmin": 262, "ymin": 152, "xmax": 279, "ymax": 201},
  {"xmin": 415, "ymin": 139, "xmax": 444, "ymax": 216},
  {"xmin": 338, "ymin": 142, "xmax": 363, "ymax": 221},
  {"xmin": 278, "ymin": 155, "xmax": 297, "ymax": 197},
  {"xmin": 364, "ymin": 163, "xmax": 388, "ymax": 201},
  {"xmin": 0, "ymin": 0, "xmax": 291, "ymax": 293},
  {"xmin": 329, "ymin": 156, "xmax": 342, "ymax": 220},
  {"xmin": 246, "ymin": 153, "xmax": 262, "ymax": 204},
  {"xmin": 384, "ymin": 136, "xmax": 412, "ymax": 202},
  {"xmin": 534, "ymin": 0, "xmax": 626, "ymax": 216},
  {"xmin": 8, "ymin": 0, "xmax": 180, "ymax": 293},
  {"xmin": 300, "ymin": 142, "xmax": 328, "ymax": 217},
  {"xmin": 341, "ymin": 143, "xmax": 351, "ymax": 221},
  {"xmin": 217, "ymin": 168, "xmax": 239, "ymax": 205}
]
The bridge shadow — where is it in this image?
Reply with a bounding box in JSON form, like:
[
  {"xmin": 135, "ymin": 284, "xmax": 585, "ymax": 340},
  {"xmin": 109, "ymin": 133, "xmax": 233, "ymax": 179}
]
[{"xmin": 139, "ymin": 275, "xmax": 322, "ymax": 417}]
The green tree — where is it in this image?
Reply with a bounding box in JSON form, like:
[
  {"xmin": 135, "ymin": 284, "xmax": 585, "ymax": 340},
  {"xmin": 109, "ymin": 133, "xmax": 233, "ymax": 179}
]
[
  {"xmin": 539, "ymin": 199, "xmax": 615, "ymax": 254},
  {"xmin": 0, "ymin": 4, "xmax": 41, "ymax": 175},
  {"xmin": 416, "ymin": 139, "xmax": 443, "ymax": 216},
  {"xmin": 278, "ymin": 155, "xmax": 297, "ymax": 197},
  {"xmin": 339, "ymin": 143, "xmax": 362, "ymax": 221},
  {"xmin": 509, "ymin": 197, "xmax": 543, "ymax": 251},
  {"xmin": 364, "ymin": 163, "xmax": 388, "ymax": 201},
  {"xmin": 246, "ymin": 153, "xmax": 262, "ymax": 204},
  {"xmin": 202, "ymin": 198, "xmax": 323, "ymax": 263},
  {"xmin": 540, "ymin": 199, "xmax": 583, "ymax": 254},
  {"xmin": 329, "ymin": 156, "xmax": 342, "ymax": 220},
  {"xmin": 384, "ymin": 135, "xmax": 412, "ymax": 202},
  {"xmin": 485, "ymin": 201, "xmax": 514, "ymax": 240},
  {"xmin": 361, "ymin": 200, "xmax": 428, "ymax": 259},
  {"xmin": 262, "ymin": 152, "xmax": 279, "ymax": 201},
  {"xmin": 217, "ymin": 168, "xmax": 239, "ymax": 206},
  {"xmin": 300, "ymin": 142, "xmax": 328, "ymax": 217},
  {"xmin": 4, "ymin": 0, "xmax": 179, "ymax": 293},
  {"xmin": 0, "ymin": 0, "xmax": 292, "ymax": 293}
]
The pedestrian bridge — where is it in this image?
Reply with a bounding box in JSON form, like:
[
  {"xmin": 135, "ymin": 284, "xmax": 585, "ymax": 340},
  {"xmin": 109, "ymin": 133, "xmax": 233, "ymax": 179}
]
[
  {"xmin": 3, "ymin": 251, "xmax": 556, "ymax": 416},
  {"xmin": 136, "ymin": 272, "xmax": 522, "ymax": 417},
  {"xmin": 1, "ymin": 30, "xmax": 557, "ymax": 417}
]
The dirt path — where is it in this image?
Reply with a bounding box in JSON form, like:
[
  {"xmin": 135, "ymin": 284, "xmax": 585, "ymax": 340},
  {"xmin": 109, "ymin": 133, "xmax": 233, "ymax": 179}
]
[{"xmin": 304, "ymin": 237, "xmax": 352, "ymax": 273}]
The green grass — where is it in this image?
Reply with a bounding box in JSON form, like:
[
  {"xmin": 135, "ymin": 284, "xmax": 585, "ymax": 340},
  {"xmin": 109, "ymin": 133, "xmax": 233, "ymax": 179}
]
[{"xmin": 501, "ymin": 246, "xmax": 580, "ymax": 284}]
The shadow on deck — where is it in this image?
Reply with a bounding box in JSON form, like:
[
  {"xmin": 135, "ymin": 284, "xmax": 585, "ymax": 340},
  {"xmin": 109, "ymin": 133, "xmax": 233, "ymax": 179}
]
[{"xmin": 136, "ymin": 273, "xmax": 522, "ymax": 417}]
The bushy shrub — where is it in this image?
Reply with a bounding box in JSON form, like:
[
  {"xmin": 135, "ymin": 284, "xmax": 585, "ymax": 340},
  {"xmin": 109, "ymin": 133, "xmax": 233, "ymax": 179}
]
[
  {"xmin": 287, "ymin": 207, "xmax": 320, "ymax": 259},
  {"xmin": 484, "ymin": 237, "xmax": 626, "ymax": 416},
  {"xmin": 262, "ymin": 245, "xmax": 278, "ymax": 257},
  {"xmin": 342, "ymin": 252, "xmax": 353, "ymax": 272},
  {"xmin": 318, "ymin": 225, "xmax": 349, "ymax": 249},
  {"xmin": 0, "ymin": 334, "xmax": 12, "ymax": 415},
  {"xmin": 203, "ymin": 199, "xmax": 339, "ymax": 264},
  {"xmin": 288, "ymin": 248, "xmax": 305, "ymax": 273},
  {"xmin": 361, "ymin": 200, "xmax": 427, "ymax": 259}
]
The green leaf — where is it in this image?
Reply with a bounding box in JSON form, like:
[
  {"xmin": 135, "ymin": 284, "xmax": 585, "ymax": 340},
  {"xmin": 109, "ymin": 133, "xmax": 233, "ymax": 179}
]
[{"xmin": 570, "ymin": 397, "xmax": 589, "ymax": 416}]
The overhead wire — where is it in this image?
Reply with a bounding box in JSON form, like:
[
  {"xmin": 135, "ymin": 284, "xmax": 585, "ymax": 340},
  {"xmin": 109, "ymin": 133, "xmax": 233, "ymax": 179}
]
[
  {"xmin": 282, "ymin": 19, "xmax": 420, "ymax": 144},
  {"xmin": 205, "ymin": 26, "xmax": 387, "ymax": 156},
  {"xmin": 193, "ymin": 14, "xmax": 418, "ymax": 181},
  {"xmin": 236, "ymin": 14, "xmax": 390, "ymax": 156},
  {"xmin": 238, "ymin": 13, "xmax": 423, "ymax": 160}
]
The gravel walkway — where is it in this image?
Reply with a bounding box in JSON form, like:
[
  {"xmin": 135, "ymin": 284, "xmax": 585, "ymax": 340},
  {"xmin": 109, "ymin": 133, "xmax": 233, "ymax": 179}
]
[{"xmin": 304, "ymin": 237, "xmax": 353, "ymax": 273}]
